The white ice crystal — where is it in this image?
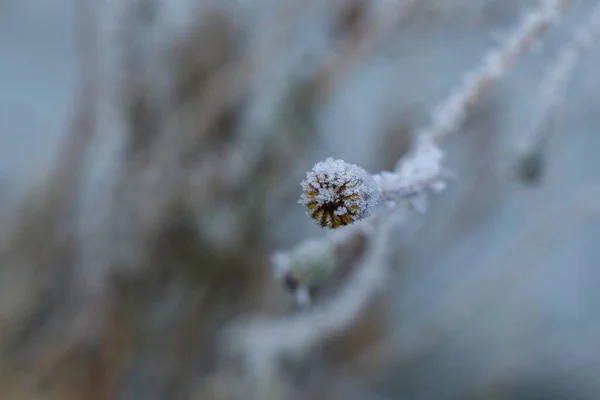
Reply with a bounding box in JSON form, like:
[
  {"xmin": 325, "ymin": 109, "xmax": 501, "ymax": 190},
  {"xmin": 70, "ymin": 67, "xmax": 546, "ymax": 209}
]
[
  {"xmin": 299, "ymin": 158, "xmax": 380, "ymax": 229},
  {"xmin": 371, "ymin": 138, "xmax": 448, "ymax": 213},
  {"xmin": 395, "ymin": 138, "xmax": 444, "ymax": 184}
]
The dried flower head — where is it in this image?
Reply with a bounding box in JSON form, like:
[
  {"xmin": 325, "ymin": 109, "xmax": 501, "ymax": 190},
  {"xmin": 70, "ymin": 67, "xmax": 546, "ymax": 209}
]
[{"xmin": 299, "ymin": 158, "xmax": 379, "ymax": 229}]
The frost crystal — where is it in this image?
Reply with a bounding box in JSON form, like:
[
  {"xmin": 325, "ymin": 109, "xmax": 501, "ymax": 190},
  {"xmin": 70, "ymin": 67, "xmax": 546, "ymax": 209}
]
[
  {"xmin": 299, "ymin": 158, "xmax": 379, "ymax": 229},
  {"xmin": 373, "ymin": 138, "xmax": 448, "ymax": 212}
]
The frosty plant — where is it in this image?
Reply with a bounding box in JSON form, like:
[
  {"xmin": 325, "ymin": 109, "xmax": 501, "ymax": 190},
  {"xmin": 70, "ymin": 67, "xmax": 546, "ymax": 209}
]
[
  {"xmin": 299, "ymin": 140, "xmax": 448, "ymax": 230},
  {"xmin": 269, "ymin": 0, "xmax": 574, "ymax": 311},
  {"xmin": 299, "ymin": 158, "xmax": 380, "ymax": 229},
  {"xmin": 228, "ymin": 0, "xmax": 581, "ymax": 390}
]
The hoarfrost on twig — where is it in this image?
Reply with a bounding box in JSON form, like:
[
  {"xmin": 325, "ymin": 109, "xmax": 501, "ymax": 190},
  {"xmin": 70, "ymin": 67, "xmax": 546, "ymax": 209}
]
[{"xmin": 233, "ymin": 0, "xmax": 575, "ymax": 384}]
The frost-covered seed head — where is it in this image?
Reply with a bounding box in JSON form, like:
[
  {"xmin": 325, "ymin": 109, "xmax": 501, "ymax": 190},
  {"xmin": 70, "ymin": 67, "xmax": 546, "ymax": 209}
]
[{"xmin": 299, "ymin": 158, "xmax": 379, "ymax": 229}]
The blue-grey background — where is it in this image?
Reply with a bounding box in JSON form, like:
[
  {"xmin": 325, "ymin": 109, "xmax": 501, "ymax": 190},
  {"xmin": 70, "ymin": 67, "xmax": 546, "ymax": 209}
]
[{"xmin": 1, "ymin": 0, "xmax": 599, "ymax": 399}]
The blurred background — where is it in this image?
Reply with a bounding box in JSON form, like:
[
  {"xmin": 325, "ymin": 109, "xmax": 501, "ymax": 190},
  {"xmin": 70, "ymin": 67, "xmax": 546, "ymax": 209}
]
[{"xmin": 1, "ymin": 0, "xmax": 600, "ymax": 399}]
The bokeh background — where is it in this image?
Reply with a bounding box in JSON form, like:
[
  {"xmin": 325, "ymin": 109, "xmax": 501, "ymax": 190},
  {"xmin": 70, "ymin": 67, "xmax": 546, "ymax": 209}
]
[{"xmin": 1, "ymin": 0, "xmax": 599, "ymax": 399}]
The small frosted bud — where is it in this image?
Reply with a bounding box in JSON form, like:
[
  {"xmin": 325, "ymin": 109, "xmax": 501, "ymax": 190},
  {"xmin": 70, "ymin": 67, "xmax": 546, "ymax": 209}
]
[
  {"xmin": 299, "ymin": 158, "xmax": 379, "ymax": 229},
  {"xmin": 288, "ymin": 240, "xmax": 336, "ymax": 286},
  {"xmin": 515, "ymin": 151, "xmax": 544, "ymax": 185}
]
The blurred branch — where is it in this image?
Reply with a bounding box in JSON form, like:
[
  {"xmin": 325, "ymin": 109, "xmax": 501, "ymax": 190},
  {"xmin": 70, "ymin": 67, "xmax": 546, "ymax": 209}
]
[
  {"xmin": 416, "ymin": 0, "xmax": 574, "ymax": 145},
  {"xmin": 182, "ymin": 0, "xmax": 325, "ymax": 153},
  {"xmin": 231, "ymin": 213, "xmax": 398, "ymax": 373},
  {"xmin": 309, "ymin": 0, "xmax": 420, "ymax": 101},
  {"xmin": 514, "ymin": 0, "xmax": 600, "ymax": 184}
]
